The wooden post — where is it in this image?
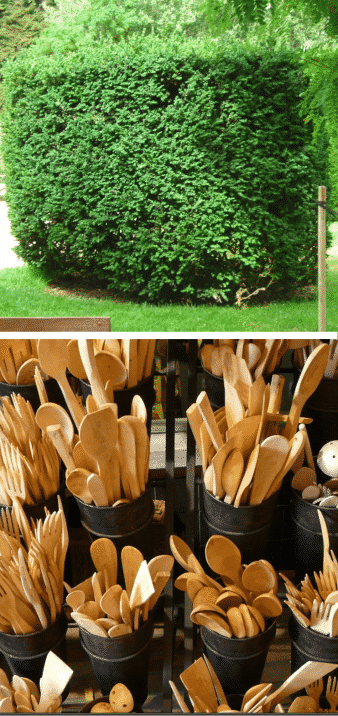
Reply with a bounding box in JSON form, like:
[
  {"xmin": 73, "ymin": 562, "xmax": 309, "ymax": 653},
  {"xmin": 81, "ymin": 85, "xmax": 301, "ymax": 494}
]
[{"xmin": 318, "ymin": 185, "xmax": 326, "ymax": 331}]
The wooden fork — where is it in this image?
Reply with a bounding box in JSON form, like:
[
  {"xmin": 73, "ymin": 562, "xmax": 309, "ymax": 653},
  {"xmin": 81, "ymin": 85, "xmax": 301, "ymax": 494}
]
[{"xmin": 326, "ymin": 675, "xmax": 338, "ymax": 711}]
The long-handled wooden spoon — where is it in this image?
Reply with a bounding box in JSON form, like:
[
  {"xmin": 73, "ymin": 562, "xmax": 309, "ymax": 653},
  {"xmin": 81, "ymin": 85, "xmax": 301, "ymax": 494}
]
[
  {"xmin": 37, "ymin": 340, "xmax": 85, "ymax": 430},
  {"xmin": 283, "ymin": 343, "xmax": 330, "ymax": 440}
]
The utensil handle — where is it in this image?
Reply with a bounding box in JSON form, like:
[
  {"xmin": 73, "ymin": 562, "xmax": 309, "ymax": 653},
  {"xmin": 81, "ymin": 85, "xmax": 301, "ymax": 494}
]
[
  {"xmin": 56, "ymin": 373, "xmax": 86, "ymax": 430},
  {"xmin": 46, "ymin": 424, "xmax": 76, "ymax": 473},
  {"xmin": 78, "ymin": 340, "xmax": 109, "ymax": 406}
]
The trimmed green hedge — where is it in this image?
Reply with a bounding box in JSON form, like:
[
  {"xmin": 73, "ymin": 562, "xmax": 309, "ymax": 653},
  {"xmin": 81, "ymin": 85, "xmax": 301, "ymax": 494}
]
[{"xmin": 1, "ymin": 35, "xmax": 331, "ymax": 304}]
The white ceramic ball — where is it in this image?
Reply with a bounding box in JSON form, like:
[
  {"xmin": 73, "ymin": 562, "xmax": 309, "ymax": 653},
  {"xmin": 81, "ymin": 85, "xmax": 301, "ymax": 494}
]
[{"xmin": 317, "ymin": 440, "xmax": 338, "ymax": 477}]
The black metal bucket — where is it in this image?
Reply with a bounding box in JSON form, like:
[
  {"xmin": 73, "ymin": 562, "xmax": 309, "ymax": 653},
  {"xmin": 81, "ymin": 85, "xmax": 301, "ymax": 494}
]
[
  {"xmin": 292, "ymin": 368, "xmax": 338, "ymax": 458},
  {"xmin": 201, "ymin": 619, "xmax": 277, "ymax": 694},
  {"xmin": 73, "ymin": 484, "xmax": 155, "ymax": 569},
  {"xmin": 265, "ymin": 471, "xmax": 295, "ymax": 570},
  {"xmin": 203, "ymin": 369, "xmax": 224, "ymax": 411},
  {"xmin": 289, "ymin": 612, "xmax": 338, "ymax": 706},
  {"xmin": 0, "ymin": 609, "xmax": 68, "ymax": 686},
  {"xmin": 202, "ymin": 483, "xmax": 280, "ymax": 565},
  {"xmin": 290, "ymin": 488, "xmax": 338, "ymax": 583},
  {"xmin": 80, "ymin": 375, "xmax": 155, "ymax": 439},
  {"xmin": 79, "ymin": 618, "xmax": 153, "ymax": 705}
]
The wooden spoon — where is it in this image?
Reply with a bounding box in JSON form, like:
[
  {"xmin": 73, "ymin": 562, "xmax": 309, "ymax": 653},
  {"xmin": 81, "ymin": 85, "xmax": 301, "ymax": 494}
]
[
  {"xmin": 283, "ymin": 343, "xmax": 330, "ymax": 440},
  {"xmin": 67, "ymin": 339, "xmax": 87, "ymax": 380},
  {"xmin": 37, "ymin": 339, "xmax": 86, "ymax": 430},
  {"xmin": 242, "ymin": 683, "xmax": 273, "ymax": 713},
  {"xmin": 226, "ymin": 606, "xmax": 246, "ymax": 638},
  {"xmin": 131, "ymin": 395, "xmax": 147, "ymax": 424},
  {"xmin": 222, "ymin": 449, "xmax": 245, "ymax": 504},
  {"xmin": 264, "ymin": 430, "xmax": 305, "ymax": 501},
  {"xmin": 249, "ymin": 435, "xmax": 290, "ymax": 505},
  {"xmin": 79, "ymin": 406, "xmax": 120, "ymax": 504},
  {"xmin": 87, "ymin": 473, "xmax": 109, "ymax": 506},
  {"xmin": 71, "ymin": 610, "xmax": 109, "ymax": 637},
  {"xmin": 73, "ymin": 440, "xmax": 98, "ymax": 473},
  {"xmin": 121, "ymin": 546, "xmax": 144, "ymax": 597},
  {"xmin": 226, "ymin": 415, "xmax": 261, "ymax": 460},
  {"xmin": 46, "ymin": 423, "xmax": 76, "ymax": 473},
  {"xmin": 117, "ymin": 419, "xmax": 141, "ymax": 500},
  {"xmin": 16, "ymin": 358, "xmax": 47, "ymax": 385},
  {"xmin": 196, "ymin": 391, "xmax": 223, "ymax": 452},
  {"xmin": 190, "ymin": 609, "xmax": 232, "ymax": 637},
  {"xmin": 252, "ymin": 591, "xmax": 282, "ymax": 618},
  {"xmin": 78, "ymin": 339, "xmax": 109, "ymax": 406},
  {"xmin": 243, "ymin": 343, "xmax": 261, "ymax": 372},
  {"xmin": 36, "ymin": 403, "xmax": 74, "ymax": 450},
  {"xmin": 66, "ymin": 468, "xmax": 93, "ymax": 503},
  {"xmin": 66, "ymin": 589, "xmax": 86, "ymax": 610},
  {"xmin": 100, "ymin": 585, "xmax": 123, "ymax": 622},
  {"xmin": 247, "ymin": 375, "xmax": 266, "ymax": 418},
  {"xmin": 90, "ymin": 539, "xmax": 118, "ymax": 591},
  {"xmin": 242, "ymin": 561, "xmax": 277, "ymax": 595},
  {"xmin": 233, "ymin": 444, "xmax": 260, "ymax": 507},
  {"xmin": 95, "ymin": 351, "xmax": 128, "ymax": 392},
  {"xmin": 205, "ymin": 534, "xmax": 243, "ymax": 587}
]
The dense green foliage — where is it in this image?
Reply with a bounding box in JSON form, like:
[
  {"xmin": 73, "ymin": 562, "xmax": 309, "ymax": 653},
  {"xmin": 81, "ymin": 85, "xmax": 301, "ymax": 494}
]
[
  {"xmin": 0, "ymin": 0, "xmax": 56, "ymax": 109},
  {"xmin": 1, "ymin": 34, "xmax": 330, "ymax": 304},
  {"xmin": 197, "ymin": 0, "xmax": 338, "ymax": 38}
]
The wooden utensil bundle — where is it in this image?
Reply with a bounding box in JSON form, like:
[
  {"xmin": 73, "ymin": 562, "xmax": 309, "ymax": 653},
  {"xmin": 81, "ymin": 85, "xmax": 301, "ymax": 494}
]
[
  {"xmin": 0, "ymin": 651, "xmax": 72, "ymax": 713},
  {"xmin": 0, "ymin": 496, "xmax": 68, "ymax": 634},
  {"xmin": 171, "ymin": 657, "xmax": 338, "ymax": 714},
  {"xmin": 62, "ymin": 401, "xmax": 150, "ymax": 506},
  {"xmin": 171, "ymin": 535, "xmax": 282, "ymax": 639},
  {"xmin": 66, "ymin": 539, "xmax": 174, "ymax": 637},
  {"xmin": 170, "ymin": 655, "xmax": 274, "ymax": 713},
  {"xmin": 0, "ymin": 339, "xmax": 45, "ymax": 385},
  {"xmin": 187, "ymin": 388, "xmax": 306, "ymax": 507},
  {"xmin": 68, "ymin": 338, "xmax": 156, "ymax": 390},
  {"xmin": 294, "ymin": 339, "xmax": 338, "ymax": 378},
  {"xmin": 281, "ymin": 511, "xmax": 338, "ymax": 636},
  {"xmin": 200, "ymin": 339, "xmax": 297, "ymax": 382},
  {"xmin": 0, "ymin": 394, "xmax": 61, "ymax": 505}
]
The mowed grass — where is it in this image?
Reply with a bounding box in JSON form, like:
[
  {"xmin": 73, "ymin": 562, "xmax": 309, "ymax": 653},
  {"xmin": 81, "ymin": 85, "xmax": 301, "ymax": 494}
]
[{"xmin": 0, "ymin": 254, "xmax": 337, "ymax": 331}]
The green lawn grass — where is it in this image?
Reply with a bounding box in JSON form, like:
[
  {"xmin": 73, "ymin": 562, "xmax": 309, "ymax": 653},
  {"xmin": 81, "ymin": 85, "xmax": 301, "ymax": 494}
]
[{"xmin": 0, "ymin": 256, "xmax": 337, "ymax": 331}]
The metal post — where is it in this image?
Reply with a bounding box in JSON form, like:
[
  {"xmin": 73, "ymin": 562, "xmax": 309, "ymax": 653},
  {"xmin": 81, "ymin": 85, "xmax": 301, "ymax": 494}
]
[{"xmin": 318, "ymin": 185, "xmax": 326, "ymax": 331}]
